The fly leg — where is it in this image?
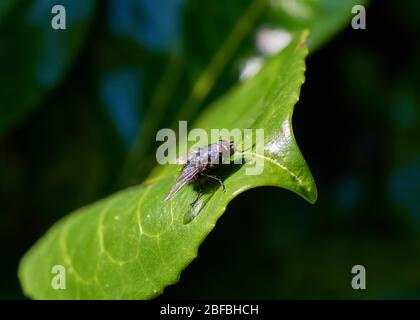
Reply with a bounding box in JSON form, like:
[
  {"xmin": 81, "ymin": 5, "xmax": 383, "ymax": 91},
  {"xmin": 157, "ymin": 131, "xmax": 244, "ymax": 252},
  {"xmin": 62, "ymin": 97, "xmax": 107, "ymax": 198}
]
[{"xmin": 201, "ymin": 174, "xmax": 226, "ymax": 192}]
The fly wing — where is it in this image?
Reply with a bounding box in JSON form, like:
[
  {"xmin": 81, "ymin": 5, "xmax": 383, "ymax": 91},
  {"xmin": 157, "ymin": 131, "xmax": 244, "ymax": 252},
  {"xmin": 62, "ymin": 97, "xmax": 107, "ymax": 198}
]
[
  {"xmin": 163, "ymin": 165, "xmax": 202, "ymax": 202},
  {"xmin": 175, "ymin": 146, "xmax": 202, "ymax": 164}
]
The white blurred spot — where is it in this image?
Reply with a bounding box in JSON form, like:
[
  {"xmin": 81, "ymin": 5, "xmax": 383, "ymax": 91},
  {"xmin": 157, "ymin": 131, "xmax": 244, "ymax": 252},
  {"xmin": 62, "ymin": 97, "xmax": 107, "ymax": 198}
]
[
  {"xmin": 238, "ymin": 26, "xmax": 292, "ymax": 81},
  {"xmin": 256, "ymin": 27, "xmax": 292, "ymax": 56},
  {"xmin": 239, "ymin": 57, "xmax": 263, "ymax": 81}
]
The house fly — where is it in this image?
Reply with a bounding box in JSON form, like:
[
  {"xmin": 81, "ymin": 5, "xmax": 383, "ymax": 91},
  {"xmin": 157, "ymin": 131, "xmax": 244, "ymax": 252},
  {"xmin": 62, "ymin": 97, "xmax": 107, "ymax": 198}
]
[{"xmin": 163, "ymin": 140, "xmax": 237, "ymax": 206}]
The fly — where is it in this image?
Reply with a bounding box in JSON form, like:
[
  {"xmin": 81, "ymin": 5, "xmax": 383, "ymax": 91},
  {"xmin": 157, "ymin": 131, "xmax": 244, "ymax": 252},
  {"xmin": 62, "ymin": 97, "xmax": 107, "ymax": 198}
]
[{"xmin": 163, "ymin": 140, "xmax": 237, "ymax": 206}]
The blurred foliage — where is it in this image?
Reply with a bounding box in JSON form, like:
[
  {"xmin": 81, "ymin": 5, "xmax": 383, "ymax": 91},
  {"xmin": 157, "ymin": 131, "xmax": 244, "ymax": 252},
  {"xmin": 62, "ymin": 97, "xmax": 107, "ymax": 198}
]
[
  {"xmin": 0, "ymin": 0, "xmax": 419, "ymax": 299},
  {"xmin": 0, "ymin": 0, "xmax": 96, "ymax": 136}
]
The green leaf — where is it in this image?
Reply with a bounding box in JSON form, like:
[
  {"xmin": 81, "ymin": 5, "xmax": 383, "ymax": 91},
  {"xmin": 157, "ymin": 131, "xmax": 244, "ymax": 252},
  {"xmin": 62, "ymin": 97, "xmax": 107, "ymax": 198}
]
[
  {"xmin": 269, "ymin": 0, "xmax": 370, "ymax": 50},
  {"xmin": 19, "ymin": 31, "xmax": 316, "ymax": 299},
  {"xmin": 0, "ymin": 0, "xmax": 96, "ymax": 136}
]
